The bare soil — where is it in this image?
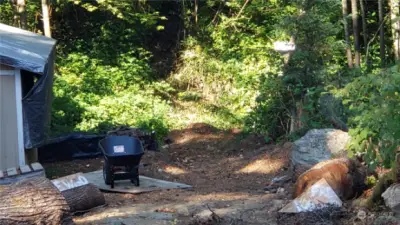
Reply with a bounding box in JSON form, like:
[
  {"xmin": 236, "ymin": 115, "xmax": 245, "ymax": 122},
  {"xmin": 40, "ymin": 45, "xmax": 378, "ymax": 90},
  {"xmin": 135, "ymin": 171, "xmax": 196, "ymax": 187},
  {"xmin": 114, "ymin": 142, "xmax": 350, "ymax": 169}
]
[{"xmin": 42, "ymin": 123, "xmax": 395, "ymax": 225}]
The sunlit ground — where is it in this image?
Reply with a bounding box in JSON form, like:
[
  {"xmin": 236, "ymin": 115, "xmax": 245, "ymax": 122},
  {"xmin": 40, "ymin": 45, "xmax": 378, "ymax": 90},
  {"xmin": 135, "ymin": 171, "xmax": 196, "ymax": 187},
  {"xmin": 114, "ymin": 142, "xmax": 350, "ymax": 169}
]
[
  {"xmin": 236, "ymin": 157, "xmax": 286, "ymax": 174},
  {"xmin": 164, "ymin": 165, "xmax": 187, "ymax": 175}
]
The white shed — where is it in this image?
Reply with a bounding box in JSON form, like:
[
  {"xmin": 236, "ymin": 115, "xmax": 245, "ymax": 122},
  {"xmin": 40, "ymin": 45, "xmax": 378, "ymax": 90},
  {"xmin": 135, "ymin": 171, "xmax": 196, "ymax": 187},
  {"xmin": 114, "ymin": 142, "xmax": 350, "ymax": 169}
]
[{"xmin": 0, "ymin": 23, "xmax": 56, "ymax": 170}]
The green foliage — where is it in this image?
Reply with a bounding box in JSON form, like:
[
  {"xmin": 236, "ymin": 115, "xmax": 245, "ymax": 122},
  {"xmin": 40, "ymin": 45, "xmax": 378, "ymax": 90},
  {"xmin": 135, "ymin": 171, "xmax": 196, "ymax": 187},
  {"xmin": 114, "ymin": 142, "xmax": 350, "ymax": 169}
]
[
  {"xmin": 0, "ymin": 0, "xmax": 174, "ymax": 139},
  {"xmin": 1, "ymin": 0, "xmax": 400, "ymax": 170},
  {"xmin": 337, "ymin": 65, "xmax": 400, "ymax": 168}
]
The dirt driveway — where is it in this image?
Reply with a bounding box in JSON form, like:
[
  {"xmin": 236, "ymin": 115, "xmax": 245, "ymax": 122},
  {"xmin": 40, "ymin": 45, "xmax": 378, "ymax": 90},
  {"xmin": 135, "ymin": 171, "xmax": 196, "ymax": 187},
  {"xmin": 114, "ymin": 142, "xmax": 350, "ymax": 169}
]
[{"xmin": 42, "ymin": 123, "xmax": 394, "ymax": 225}]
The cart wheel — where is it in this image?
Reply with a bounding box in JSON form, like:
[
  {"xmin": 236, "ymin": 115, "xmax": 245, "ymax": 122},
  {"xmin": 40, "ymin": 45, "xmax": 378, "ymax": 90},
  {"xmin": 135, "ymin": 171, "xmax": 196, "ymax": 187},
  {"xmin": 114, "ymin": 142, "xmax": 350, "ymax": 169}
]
[
  {"xmin": 130, "ymin": 168, "xmax": 140, "ymax": 186},
  {"xmin": 131, "ymin": 177, "xmax": 140, "ymax": 186},
  {"xmin": 103, "ymin": 160, "xmax": 112, "ymax": 185}
]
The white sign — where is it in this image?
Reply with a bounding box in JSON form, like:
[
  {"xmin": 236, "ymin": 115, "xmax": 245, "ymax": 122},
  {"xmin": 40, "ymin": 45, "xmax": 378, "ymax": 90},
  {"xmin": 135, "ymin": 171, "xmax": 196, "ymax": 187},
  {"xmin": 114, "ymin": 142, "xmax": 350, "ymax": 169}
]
[
  {"xmin": 113, "ymin": 145, "xmax": 125, "ymax": 153},
  {"xmin": 51, "ymin": 173, "xmax": 89, "ymax": 192},
  {"xmin": 273, "ymin": 41, "xmax": 296, "ymax": 53}
]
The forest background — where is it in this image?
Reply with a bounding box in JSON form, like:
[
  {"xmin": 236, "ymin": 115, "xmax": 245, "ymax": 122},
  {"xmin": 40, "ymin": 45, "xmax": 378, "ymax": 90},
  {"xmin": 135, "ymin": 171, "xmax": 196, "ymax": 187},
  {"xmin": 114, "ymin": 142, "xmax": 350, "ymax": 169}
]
[{"xmin": 1, "ymin": 0, "xmax": 400, "ymax": 169}]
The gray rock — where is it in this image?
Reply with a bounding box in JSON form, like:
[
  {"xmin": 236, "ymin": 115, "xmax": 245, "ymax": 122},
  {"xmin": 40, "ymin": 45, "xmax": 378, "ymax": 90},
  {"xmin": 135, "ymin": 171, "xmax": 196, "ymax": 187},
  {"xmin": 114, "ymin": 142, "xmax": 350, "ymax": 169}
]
[
  {"xmin": 291, "ymin": 129, "xmax": 351, "ymax": 170},
  {"xmin": 373, "ymin": 215, "xmax": 400, "ymax": 225},
  {"xmin": 382, "ymin": 183, "xmax": 400, "ymax": 213}
]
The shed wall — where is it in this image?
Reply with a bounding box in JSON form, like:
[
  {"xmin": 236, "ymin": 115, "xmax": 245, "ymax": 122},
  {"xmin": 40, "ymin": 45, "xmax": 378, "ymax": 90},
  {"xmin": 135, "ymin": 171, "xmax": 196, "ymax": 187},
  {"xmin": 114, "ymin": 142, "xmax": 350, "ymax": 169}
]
[{"xmin": 0, "ymin": 68, "xmax": 20, "ymax": 170}]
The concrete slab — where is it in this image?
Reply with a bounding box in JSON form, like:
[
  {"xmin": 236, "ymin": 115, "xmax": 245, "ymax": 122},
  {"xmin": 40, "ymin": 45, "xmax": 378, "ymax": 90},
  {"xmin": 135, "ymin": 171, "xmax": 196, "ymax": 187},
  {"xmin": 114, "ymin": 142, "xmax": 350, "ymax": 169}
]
[
  {"xmin": 19, "ymin": 165, "xmax": 32, "ymax": 174},
  {"xmin": 7, "ymin": 167, "xmax": 17, "ymax": 176},
  {"xmin": 83, "ymin": 170, "xmax": 192, "ymax": 194}
]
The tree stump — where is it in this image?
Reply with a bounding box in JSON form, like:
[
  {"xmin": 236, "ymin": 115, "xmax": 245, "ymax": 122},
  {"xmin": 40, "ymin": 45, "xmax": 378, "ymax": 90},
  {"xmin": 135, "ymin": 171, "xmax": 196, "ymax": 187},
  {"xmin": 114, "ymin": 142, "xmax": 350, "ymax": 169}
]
[
  {"xmin": 354, "ymin": 153, "xmax": 400, "ymax": 209},
  {"xmin": 62, "ymin": 183, "xmax": 105, "ymax": 213},
  {"xmin": 0, "ymin": 177, "xmax": 73, "ymax": 225},
  {"xmin": 51, "ymin": 173, "xmax": 105, "ymax": 213}
]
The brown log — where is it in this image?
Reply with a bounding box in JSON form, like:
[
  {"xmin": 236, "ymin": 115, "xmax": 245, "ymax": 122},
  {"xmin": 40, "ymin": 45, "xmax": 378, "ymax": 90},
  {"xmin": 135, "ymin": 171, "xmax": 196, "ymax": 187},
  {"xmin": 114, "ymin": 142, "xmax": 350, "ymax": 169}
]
[
  {"xmin": 293, "ymin": 158, "xmax": 370, "ymax": 200},
  {"xmin": 61, "ymin": 183, "xmax": 106, "ymax": 213},
  {"xmin": 0, "ymin": 177, "xmax": 73, "ymax": 225},
  {"xmin": 51, "ymin": 173, "xmax": 105, "ymax": 214}
]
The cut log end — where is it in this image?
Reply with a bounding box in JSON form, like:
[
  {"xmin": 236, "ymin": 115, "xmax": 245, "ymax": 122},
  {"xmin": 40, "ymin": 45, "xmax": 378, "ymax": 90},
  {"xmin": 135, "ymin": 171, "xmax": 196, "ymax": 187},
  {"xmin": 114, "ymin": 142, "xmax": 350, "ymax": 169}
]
[
  {"xmin": 61, "ymin": 183, "xmax": 106, "ymax": 213},
  {"xmin": 0, "ymin": 177, "xmax": 74, "ymax": 225}
]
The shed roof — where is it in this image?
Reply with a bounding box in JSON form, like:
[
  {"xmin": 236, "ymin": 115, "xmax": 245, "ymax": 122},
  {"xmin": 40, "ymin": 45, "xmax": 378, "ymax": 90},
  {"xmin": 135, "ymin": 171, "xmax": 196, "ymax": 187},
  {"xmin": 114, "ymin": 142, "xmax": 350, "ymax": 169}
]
[{"xmin": 0, "ymin": 23, "xmax": 57, "ymax": 74}]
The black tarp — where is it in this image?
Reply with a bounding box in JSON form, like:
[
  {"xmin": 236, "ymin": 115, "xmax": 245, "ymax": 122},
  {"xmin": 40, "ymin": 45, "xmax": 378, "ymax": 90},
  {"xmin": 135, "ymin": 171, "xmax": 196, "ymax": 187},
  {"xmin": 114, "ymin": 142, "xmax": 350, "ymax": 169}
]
[
  {"xmin": 0, "ymin": 23, "xmax": 57, "ymax": 149},
  {"xmin": 38, "ymin": 133, "xmax": 105, "ymax": 163}
]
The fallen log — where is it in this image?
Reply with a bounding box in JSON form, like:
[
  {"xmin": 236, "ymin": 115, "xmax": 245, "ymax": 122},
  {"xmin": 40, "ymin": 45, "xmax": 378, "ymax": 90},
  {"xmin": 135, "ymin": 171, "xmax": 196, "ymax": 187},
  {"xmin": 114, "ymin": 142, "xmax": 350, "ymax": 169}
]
[
  {"xmin": 51, "ymin": 173, "xmax": 105, "ymax": 213},
  {"xmin": 293, "ymin": 157, "xmax": 370, "ymax": 200},
  {"xmin": 0, "ymin": 177, "xmax": 73, "ymax": 225}
]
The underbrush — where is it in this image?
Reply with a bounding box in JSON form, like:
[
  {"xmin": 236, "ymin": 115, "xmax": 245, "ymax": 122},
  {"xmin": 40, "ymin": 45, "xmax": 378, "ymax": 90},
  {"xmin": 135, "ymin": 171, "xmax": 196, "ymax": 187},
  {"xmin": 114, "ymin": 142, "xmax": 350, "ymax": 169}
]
[{"xmin": 336, "ymin": 65, "xmax": 400, "ymax": 169}]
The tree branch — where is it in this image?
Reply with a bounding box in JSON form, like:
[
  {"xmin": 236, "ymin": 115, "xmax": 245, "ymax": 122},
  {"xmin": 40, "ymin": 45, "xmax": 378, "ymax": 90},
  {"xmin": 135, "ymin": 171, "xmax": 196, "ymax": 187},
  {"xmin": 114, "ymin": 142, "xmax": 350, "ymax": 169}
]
[
  {"xmin": 366, "ymin": 15, "xmax": 389, "ymax": 66},
  {"xmin": 236, "ymin": 0, "xmax": 250, "ymax": 19}
]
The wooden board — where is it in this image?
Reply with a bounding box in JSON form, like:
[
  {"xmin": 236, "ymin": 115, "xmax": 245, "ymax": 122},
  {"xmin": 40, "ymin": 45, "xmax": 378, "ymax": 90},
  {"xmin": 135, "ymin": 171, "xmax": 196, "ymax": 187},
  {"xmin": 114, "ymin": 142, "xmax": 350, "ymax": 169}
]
[
  {"xmin": 84, "ymin": 170, "xmax": 192, "ymax": 194},
  {"xmin": 51, "ymin": 172, "xmax": 89, "ymax": 192}
]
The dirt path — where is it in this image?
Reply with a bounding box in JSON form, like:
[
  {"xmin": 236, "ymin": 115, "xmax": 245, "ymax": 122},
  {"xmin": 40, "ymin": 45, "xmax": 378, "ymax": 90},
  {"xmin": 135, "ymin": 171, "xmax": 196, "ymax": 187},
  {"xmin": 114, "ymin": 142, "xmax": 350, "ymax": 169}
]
[{"xmin": 42, "ymin": 123, "xmax": 393, "ymax": 225}]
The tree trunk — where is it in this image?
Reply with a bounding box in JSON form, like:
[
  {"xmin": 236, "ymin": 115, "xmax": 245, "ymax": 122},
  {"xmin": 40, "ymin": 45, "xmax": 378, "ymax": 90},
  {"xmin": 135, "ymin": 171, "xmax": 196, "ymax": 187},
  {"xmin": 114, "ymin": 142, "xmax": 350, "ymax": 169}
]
[
  {"xmin": 359, "ymin": 0, "xmax": 368, "ymax": 47},
  {"xmin": 17, "ymin": 0, "xmax": 27, "ymax": 29},
  {"xmin": 194, "ymin": 0, "xmax": 198, "ymax": 25},
  {"xmin": 51, "ymin": 173, "xmax": 106, "ymax": 214},
  {"xmin": 0, "ymin": 177, "xmax": 74, "ymax": 225},
  {"xmin": 359, "ymin": 0, "xmax": 368, "ymax": 66},
  {"xmin": 351, "ymin": 0, "xmax": 361, "ymax": 67},
  {"xmin": 342, "ymin": 0, "xmax": 353, "ymax": 68},
  {"xmin": 61, "ymin": 183, "xmax": 105, "ymax": 213},
  {"xmin": 391, "ymin": 0, "xmax": 400, "ymax": 62},
  {"xmin": 354, "ymin": 153, "xmax": 400, "ymax": 209},
  {"xmin": 379, "ymin": 0, "xmax": 386, "ymax": 66},
  {"xmin": 41, "ymin": 0, "xmax": 52, "ymax": 37},
  {"xmin": 12, "ymin": 0, "xmax": 27, "ymax": 29}
]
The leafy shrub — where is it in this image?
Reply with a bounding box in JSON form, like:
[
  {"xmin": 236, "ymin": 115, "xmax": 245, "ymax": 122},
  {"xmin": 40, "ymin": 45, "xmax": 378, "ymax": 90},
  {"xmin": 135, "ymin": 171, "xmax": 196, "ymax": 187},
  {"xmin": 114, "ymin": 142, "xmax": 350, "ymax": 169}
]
[
  {"xmin": 48, "ymin": 2, "xmax": 173, "ymax": 138},
  {"xmin": 338, "ymin": 65, "xmax": 400, "ymax": 168}
]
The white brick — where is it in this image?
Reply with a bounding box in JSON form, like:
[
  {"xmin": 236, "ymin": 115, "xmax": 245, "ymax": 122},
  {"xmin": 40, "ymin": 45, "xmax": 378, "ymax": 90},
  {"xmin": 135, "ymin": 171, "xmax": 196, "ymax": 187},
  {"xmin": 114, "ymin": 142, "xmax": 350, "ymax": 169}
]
[
  {"xmin": 7, "ymin": 167, "xmax": 17, "ymax": 176},
  {"xmin": 20, "ymin": 165, "xmax": 32, "ymax": 174},
  {"xmin": 31, "ymin": 163, "xmax": 43, "ymax": 171}
]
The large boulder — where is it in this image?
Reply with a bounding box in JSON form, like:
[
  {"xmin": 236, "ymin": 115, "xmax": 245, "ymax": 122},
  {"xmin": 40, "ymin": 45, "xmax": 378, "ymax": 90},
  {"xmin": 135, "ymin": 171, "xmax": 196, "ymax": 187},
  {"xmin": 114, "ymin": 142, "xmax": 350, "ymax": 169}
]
[{"xmin": 291, "ymin": 129, "xmax": 351, "ymax": 178}]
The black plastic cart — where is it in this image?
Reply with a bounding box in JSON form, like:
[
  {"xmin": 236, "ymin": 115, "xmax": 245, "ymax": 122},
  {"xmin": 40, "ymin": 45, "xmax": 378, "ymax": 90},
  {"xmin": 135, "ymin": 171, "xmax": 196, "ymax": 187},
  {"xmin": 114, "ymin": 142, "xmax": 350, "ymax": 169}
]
[{"xmin": 99, "ymin": 136, "xmax": 145, "ymax": 188}]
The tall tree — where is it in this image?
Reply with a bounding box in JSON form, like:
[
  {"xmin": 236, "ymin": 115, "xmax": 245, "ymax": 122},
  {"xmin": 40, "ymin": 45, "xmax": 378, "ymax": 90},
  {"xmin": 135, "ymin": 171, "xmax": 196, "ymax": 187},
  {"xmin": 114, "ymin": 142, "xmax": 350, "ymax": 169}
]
[
  {"xmin": 379, "ymin": 0, "xmax": 385, "ymax": 65},
  {"xmin": 359, "ymin": 0, "xmax": 368, "ymax": 47},
  {"xmin": 359, "ymin": 0, "xmax": 368, "ymax": 67},
  {"xmin": 351, "ymin": 0, "xmax": 361, "ymax": 67},
  {"xmin": 41, "ymin": 0, "xmax": 51, "ymax": 37},
  {"xmin": 194, "ymin": 0, "xmax": 198, "ymax": 25},
  {"xmin": 391, "ymin": 0, "xmax": 400, "ymax": 62},
  {"xmin": 13, "ymin": 0, "xmax": 27, "ymax": 29},
  {"xmin": 342, "ymin": 0, "xmax": 353, "ymax": 68}
]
